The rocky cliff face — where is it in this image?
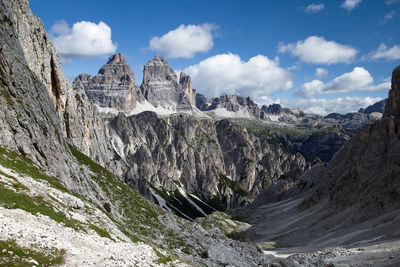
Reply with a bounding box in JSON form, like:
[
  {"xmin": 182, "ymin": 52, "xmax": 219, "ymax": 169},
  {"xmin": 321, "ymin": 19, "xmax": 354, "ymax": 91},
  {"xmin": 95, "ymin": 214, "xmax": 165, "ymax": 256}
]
[
  {"xmin": 0, "ymin": 0, "xmax": 114, "ymax": 196},
  {"xmin": 359, "ymin": 98, "xmax": 386, "ymax": 115},
  {"xmin": 303, "ymin": 65, "xmax": 400, "ymax": 220},
  {"xmin": 73, "ymin": 53, "xmax": 144, "ymax": 114},
  {"xmin": 195, "ymin": 93, "xmax": 211, "ymax": 110},
  {"xmin": 238, "ymin": 65, "xmax": 400, "ymax": 253},
  {"xmin": 141, "ymin": 56, "xmax": 196, "ymax": 112},
  {"xmin": 109, "ymin": 111, "xmax": 307, "ymax": 218}
]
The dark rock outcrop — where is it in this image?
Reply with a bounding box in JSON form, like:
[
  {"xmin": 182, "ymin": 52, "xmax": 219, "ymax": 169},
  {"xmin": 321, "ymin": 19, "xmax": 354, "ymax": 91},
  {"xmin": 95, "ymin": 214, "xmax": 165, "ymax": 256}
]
[
  {"xmin": 359, "ymin": 99, "xmax": 386, "ymax": 114},
  {"xmin": 196, "ymin": 93, "xmax": 211, "ymax": 110}
]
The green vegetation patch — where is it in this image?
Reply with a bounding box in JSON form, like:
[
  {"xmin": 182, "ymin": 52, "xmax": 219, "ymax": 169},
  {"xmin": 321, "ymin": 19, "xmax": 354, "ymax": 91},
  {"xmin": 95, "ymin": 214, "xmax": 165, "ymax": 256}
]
[
  {"xmin": 88, "ymin": 224, "xmax": 113, "ymax": 240},
  {"xmin": 196, "ymin": 130, "xmax": 217, "ymax": 145},
  {"xmin": 197, "ymin": 211, "xmax": 249, "ymax": 238},
  {"xmin": 153, "ymin": 248, "xmax": 173, "ymax": 264},
  {"xmin": 0, "ymin": 89, "xmax": 14, "ymax": 106},
  {"xmin": 218, "ymin": 173, "xmax": 249, "ymax": 197},
  {"xmin": 0, "ymin": 184, "xmax": 84, "ymax": 231},
  {"xmin": 0, "ymin": 239, "xmax": 65, "ymax": 266},
  {"xmin": 0, "ymin": 146, "xmax": 75, "ymax": 196}
]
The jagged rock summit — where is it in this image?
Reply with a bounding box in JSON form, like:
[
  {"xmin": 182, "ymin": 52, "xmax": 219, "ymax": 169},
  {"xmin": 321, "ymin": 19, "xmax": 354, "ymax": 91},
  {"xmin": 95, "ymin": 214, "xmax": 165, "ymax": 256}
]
[
  {"xmin": 141, "ymin": 55, "xmax": 197, "ymax": 113},
  {"xmin": 73, "ymin": 53, "xmax": 144, "ymax": 114},
  {"xmin": 74, "ymin": 54, "xmax": 200, "ymax": 115}
]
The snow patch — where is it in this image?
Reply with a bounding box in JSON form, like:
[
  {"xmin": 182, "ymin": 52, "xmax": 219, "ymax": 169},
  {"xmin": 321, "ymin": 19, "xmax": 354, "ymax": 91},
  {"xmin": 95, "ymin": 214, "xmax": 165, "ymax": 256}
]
[{"xmin": 148, "ymin": 187, "xmax": 173, "ymax": 213}]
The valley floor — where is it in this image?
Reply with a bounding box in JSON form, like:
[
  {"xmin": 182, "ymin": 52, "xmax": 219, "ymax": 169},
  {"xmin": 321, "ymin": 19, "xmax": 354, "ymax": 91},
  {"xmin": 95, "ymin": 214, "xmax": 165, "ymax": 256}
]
[{"xmin": 237, "ymin": 197, "xmax": 400, "ymax": 266}]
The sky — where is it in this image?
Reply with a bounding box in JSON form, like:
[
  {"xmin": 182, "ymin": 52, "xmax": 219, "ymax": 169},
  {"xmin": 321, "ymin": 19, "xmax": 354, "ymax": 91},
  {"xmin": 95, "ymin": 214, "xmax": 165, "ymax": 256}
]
[{"xmin": 30, "ymin": 0, "xmax": 400, "ymax": 115}]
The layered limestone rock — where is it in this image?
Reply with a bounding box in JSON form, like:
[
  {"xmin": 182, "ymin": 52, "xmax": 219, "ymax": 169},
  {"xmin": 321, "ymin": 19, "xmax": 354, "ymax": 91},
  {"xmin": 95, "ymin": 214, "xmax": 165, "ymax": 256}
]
[
  {"xmin": 0, "ymin": 0, "xmax": 114, "ymax": 197},
  {"xmin": 74, "ymin": 54, "xmax": 198, "ymax": 115},
  {"xmin": 140, "ymin": 55, "xmax": 196, "ymax": 112},
  {"xmin": 109, "ymin": 111, "xmax": 307, "ymax": 216},
  {"xmin": 73, "ymin": 53, "xmax": 144, "ymax": 114}
]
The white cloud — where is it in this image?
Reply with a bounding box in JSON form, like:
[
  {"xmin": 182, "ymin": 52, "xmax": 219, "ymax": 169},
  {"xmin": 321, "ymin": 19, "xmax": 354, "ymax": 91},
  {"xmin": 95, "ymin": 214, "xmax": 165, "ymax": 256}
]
[
  {"xmin": 51, "ymin": 20, "xmax": 117, "ymax": 61},
  {"xmin": 305, "ymin": 3, "xmax": 325, "ymax": 13},
  {"xmin": 183, "ymin": 53, "xmax": 293, "ymax": 99},
  {"xmin": 148, "ymin": 24, "xmax": 217, "ymax": 59},
  {"xmin": 341, "ymin": 0, "xmax": 362, "ymax": 11},
  {"xmin": 370, "ymin": 43, "xmax": 400, "ymax": 60},
  {"xmin": 279, "ymin": 96, "xmax": 382, "ymax": 115},
  {"xmin": 297, "ymin": 67, "xmax": 390, "ymax": 96},
  {"xmin": 315, "ymin": 68, "xmax": 328, "ymax": 77},
  {"xmin": 278, "ymin": 36, "xmax": 358, "ymax": 65}
]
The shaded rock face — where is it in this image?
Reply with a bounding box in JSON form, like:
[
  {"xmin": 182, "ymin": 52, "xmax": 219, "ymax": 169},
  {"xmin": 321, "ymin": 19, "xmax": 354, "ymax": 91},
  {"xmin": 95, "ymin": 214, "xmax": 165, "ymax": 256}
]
[
  {"xmin": 195, "ymin": 93, "xmax": 211, "ymax": 110},
  {"xmin": 384, "ymin": 66, "xmax": 400, "ymax": 118},
  {"xmin": 140, "ymin": 56, "xmax": 196, "ymax": 109},
  {"xmin": 302, "ymin": 65, "xmax": 400, "ymax": 221},
  {"xmin": 0, "ymin": 0, "xmax": 115, "ymax": 198},
  {"xmin": 277, "ymin": 131, "xmax": 349, "ymax": 162},
  {"xmin": 72, "ymin": 53, "xmax": 144, "ymax": 113},
  {"xmin": 359, "ymin": 98, "xmax": 386, "ymax": 114},
  {"xmin": 324, "ymin": 112, "xmax": 373, "ymax": 133},
  {"xmin": 109, "ymin": 112, "xmax": 307, "ymax": 216}
]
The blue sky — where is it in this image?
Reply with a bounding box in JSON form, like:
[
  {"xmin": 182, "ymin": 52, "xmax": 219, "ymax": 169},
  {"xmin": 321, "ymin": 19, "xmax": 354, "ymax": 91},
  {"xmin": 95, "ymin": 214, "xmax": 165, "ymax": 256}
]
[{"xmin": 30, "ymin": 0, "xmax": 400, "ymax": 114}]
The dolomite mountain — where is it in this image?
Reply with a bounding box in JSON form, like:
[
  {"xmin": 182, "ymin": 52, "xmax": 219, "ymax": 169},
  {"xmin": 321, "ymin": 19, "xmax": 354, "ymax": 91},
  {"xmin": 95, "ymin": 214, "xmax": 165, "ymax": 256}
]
[
  {"xmin": 2, "ymin": 0, "xmax": 400, "ymax": 266},
  {"xmin": 74, "ymin": 54, "xmax": 309, "ymax": 217},
  {"xmin": 73, "ymin": 54, "xmax": 198, "ymax": 115},
  {"xmin": 72, "ymin": 53, "xmax": 144, "ymax": 114},
  {"xmin": 0, "ymin": 0, "xmax": 303, "ymax": 266}
]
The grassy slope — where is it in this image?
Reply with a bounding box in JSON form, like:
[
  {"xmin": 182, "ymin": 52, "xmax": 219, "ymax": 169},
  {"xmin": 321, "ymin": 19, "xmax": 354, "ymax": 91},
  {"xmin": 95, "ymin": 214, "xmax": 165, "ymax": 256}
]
[{"xmin": 0, "ymin": 144, "xmax": 197, "ymax": 265}]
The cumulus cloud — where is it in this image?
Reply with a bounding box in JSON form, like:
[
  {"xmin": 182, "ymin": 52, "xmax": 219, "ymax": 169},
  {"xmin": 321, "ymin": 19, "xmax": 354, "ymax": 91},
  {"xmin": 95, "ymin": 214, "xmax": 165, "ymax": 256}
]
[
  {"xmin": 341, "ymin": 0, "xmax": 362, "ymax": 11},
  {"xmin": 369, "ymin": 43, "xmax": 400, "ymax": 60},
  {"xmin": 278, "ymin": 36, "xmax": 358, "ymax": 65},
  {"xmin": 296, "ymin": 67, "xmax": 390, "ymax": 96},
  {"xmin": 148, "ymin": 24, "xmax": 217, "ymax": 59},
  {"xmin": 183, "ymin": 53, "xmax": 293, "ymax": 99},
  {"xmin": 279, "ymin": 96, "xmax": 382, "ymax": 115},
  {"xmin": 305, "ymin": 3, "xmax": 325, "ymax": 13},
  {"xmin": 315, "ymin": 68, "xmax": 328, "ymax": 77},
  {"xmin": 51, "ymin": 20, "xmax": 117, "ymax": 61}
]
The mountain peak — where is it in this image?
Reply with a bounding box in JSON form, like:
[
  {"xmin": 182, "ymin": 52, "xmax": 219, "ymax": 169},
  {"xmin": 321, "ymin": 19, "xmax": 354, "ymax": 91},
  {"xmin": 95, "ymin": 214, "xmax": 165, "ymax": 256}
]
[
  {"xmin": 106, "ymin": 53, "xmax": 127, "ymax": 65},
  {"xmin": 146, "ymin": 55, "xmax": 169, "ymax": 66}
]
